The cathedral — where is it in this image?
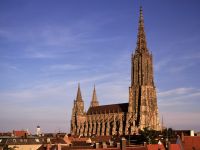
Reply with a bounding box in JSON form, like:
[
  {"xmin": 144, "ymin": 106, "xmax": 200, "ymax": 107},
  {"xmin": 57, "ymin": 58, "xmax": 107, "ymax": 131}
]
[{"xmin": 70, "ymin": 7, "xmax": 160, "ymax": 136}]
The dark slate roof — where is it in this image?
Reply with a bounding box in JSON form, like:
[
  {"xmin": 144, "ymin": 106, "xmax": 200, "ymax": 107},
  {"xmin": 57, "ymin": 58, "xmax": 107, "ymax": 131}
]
[{"xmin": 87, "ymin": 103, "xmax": 128, "ymax": 115}]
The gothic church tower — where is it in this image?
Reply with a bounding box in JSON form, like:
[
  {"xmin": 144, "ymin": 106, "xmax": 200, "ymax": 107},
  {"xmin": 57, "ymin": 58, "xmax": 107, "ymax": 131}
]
[
  {"xmin": 128, "ymin": 7, "xmax": 160, "ymax": 131},
  {"xmin": 70, "ymin": 7, "xmax": 161, "ymax": 137},
  {"xmin": 71, "ymin": 84, "xmax": 86, "ymax": 136}
]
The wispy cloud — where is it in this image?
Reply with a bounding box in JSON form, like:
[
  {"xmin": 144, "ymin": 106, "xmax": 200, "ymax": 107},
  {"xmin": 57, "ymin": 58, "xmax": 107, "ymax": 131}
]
[
  {"xmin": 0, "ymin": 17, "xmax": 122, "ymax": 59},
  {"xmin": 24, "ymin": 49, "xmax": 59, "ymax": 59},
  {"xmin": 158, "ymin": 87, "xmax": 200, "ymax": 131},
  {"xmin": 0, "ymin": 72, "xmax": 116, "ymax": 104},
  {"xmin": 181, "ymin": 52, "xmax": 200, "ymax": 60},
  {"xmin": 48, "ymin": 64, "xmax": 82, "ymax": 71},
  {"xmin": 158, "ymin": 87, "xmax": 196, "ymax": 97},
  {"xmin": 168, "ymin": 62, "xmax": 195, "ymax": 74},
  {"xmin": 0, "ymin": 84, "xmax": 66, "ymax": 104},
  {"xmin": 0, "ymin": 29, "xmax": 12, "ymax": 39},
  {"xmin": 154, "ymin": 58, "xmax": 170, "ymax": 71},
  {"xmin": 158, "ymin": 87, "xmax": 200, "ymax": 105},
  {"xmin": 0, "ymin": 82, "xmax": 71, "ymax": 132},
  {"xmin": 0, "ymin": 63, "xmax": 19, "ymax": 71},
  {"xmin": 67, "ymin": 73, "xmax": 117, "ymax": 86},
  {"xmin": 158, "ymin": 87, "xmax": 200, "ymax": 121},
  {"xmin": 0, "ymin": 71, "xmax": 125, "ymax": 133}
]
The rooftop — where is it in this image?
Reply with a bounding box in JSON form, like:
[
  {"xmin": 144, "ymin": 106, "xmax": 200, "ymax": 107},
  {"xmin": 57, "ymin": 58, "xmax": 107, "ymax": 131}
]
[{"xmin": 87, "ymin": 103, "xmax": 128, "ymax": 115}]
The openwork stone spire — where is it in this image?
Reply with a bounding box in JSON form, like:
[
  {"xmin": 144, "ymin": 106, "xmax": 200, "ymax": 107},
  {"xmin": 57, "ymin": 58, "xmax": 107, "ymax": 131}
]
[
  {"xmin": 131, "ymin": 6, "xmax": 154, "ymax": 86},
  {"xmin": 76, "ymin": 83, "xmax": 83, "ymax": 101},
  {"xmin": 129, "ymin": 6, "xmax": 160, "ymax": 131},
  {"xmin": 90, "ymin": 85, "xmax": 99, "ymax": 107},
  {"xmin": 136, "ymin": 6, "xmax": 148, "ymax": 53}
]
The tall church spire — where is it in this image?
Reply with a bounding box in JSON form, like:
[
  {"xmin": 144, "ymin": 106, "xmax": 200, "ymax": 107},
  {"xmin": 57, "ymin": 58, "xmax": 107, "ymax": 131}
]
[
  {"xmin": 136, "ymin": 6, "xmax": 148, "ymax": 53},
  {"xmin": 129, "ymin": 7, "xmax": 160, "ymax": 131},
  {"xmin": 76, "ymin": 83, "xmax": 83, "ymax": 101},
  {"xmin": 90, "ymin": 85, "xmax": 99, "ymax": 107},
  {"xmin": 71, "ymin": 83, "xmax": 85, "ymax": 135},
  {"xmin": 131, "ymin": 6, "xmax": 153, "ymax": 86}
]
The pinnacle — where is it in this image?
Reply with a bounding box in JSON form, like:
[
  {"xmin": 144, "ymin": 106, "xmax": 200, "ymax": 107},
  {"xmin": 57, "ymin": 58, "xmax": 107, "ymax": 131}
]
[
  {"xmin": 90, "ymin": 84, "xmax": 99, "ymax": 107},
  {"xmin": 76, "ymin": 83, "xmax": 83, "ymax": 101},
  {"xmin": 140, "ymin": 6, "xmax": 143, "ymax": 20},
  {"xmin": 92, "ymin": 85, "xmax": 97, "ymax": 102},
  {"xmin": 135, "ymin": 6, "xmax": 148, "ymax": 53}
]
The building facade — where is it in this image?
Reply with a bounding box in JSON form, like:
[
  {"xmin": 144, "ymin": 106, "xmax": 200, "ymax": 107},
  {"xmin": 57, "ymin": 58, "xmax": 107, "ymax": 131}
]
[{"xmin": 70, "ymin": 7, "xmax": 160, "ymax": 136}]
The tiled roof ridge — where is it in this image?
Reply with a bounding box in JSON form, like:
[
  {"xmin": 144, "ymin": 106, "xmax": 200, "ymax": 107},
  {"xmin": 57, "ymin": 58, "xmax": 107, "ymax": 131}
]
[
  {"xmin": 91, "ymin": 102, "xmax": 128, "ymax": 108},
  {"xmin": 87, "ymin": 103, "xmax": 129, "ymax": 115}
]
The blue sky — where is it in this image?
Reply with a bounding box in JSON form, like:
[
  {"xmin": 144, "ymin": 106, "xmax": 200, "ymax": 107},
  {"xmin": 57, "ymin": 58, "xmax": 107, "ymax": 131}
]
[{"xmin": 0, "ymin": 0, "xmax": 200, "ymax": 133}]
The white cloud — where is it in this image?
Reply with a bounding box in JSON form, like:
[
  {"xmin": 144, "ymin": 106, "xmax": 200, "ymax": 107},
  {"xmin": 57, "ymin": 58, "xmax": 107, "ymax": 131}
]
[
  {"xmin": 24, "ymin": 50, "xmax": 58, "ymax": 59},
  {"xmin": 0, "ymin": 82, "xmax": 73, "ymax": 133},
  {"xmin": 48, "ymin": 64, "xmax": 82, "ymax": 71},
  {"xmin": 158, "ymin": 87, "xmax": 200, "ymax": 106},
  {"xmin": 181, "ymin": 52, "xmax": 200, "ymax": 60},
  {"xmin": 66, "ymin": 73, "xmax": 116, "ymax": 85},
  {"xmin": 0, "ymin": 63, "xmax": 19, "ymax": 71},
  {"xmin": 157, "ymin": 87, "xmax": 200, "ymax": 131},
  {"xmin": 158, "ymin": 87, "xmax": 196, "ymax": 97},
  {"xmin": 0, "ymin": 71, "xmax": 118, "ymax": 133},
  {"xmin": 168, "ymin": 63, "xmax": 195, "ymax": 74},
  {"xmin": 154, "ymin": 58, "xmax": 170, "ymax": 71}
]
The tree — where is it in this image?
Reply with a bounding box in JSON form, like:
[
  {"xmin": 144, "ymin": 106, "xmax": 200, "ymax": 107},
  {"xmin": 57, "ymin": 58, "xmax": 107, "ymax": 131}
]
[{"xmin": 139, "ymin": 127, "xmax": 159, "ymax": 144}]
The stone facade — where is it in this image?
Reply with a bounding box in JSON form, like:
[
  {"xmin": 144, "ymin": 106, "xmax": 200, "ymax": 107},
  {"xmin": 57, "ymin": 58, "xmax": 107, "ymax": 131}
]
[{"xmin": 70, "ymin": 7, "xmax": 160, "ymax": 137}]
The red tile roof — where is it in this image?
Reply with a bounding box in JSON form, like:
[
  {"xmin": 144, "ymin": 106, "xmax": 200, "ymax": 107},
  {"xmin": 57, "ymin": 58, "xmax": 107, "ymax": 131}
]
[
  {"xmin": 183, "ymin": 136, "xmax": 200, "ymax": 150},
  {"xmin": 147, "ymin": 144, "xmax": 165, "ymax": 150},
  {"xmin": 170, "ymin": 144, "xmax": 181, "ymax": 150},
  {"xmin": 13, "ymin": 130, "xmax": 27, "ymax": 137},
  {"xmin": 126, "ymin": 146, "xmax": 147, "ymax": 150}
]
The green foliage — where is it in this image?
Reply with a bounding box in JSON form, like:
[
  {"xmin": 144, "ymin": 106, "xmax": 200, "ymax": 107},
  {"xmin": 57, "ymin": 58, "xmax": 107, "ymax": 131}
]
[
  {"xmin": 162, "ymin": 128, "xmax": 175, "ymax": 139},
  {"xmin": 139, "ymin": 127, "xmax": 159, "ymax": 144}
]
